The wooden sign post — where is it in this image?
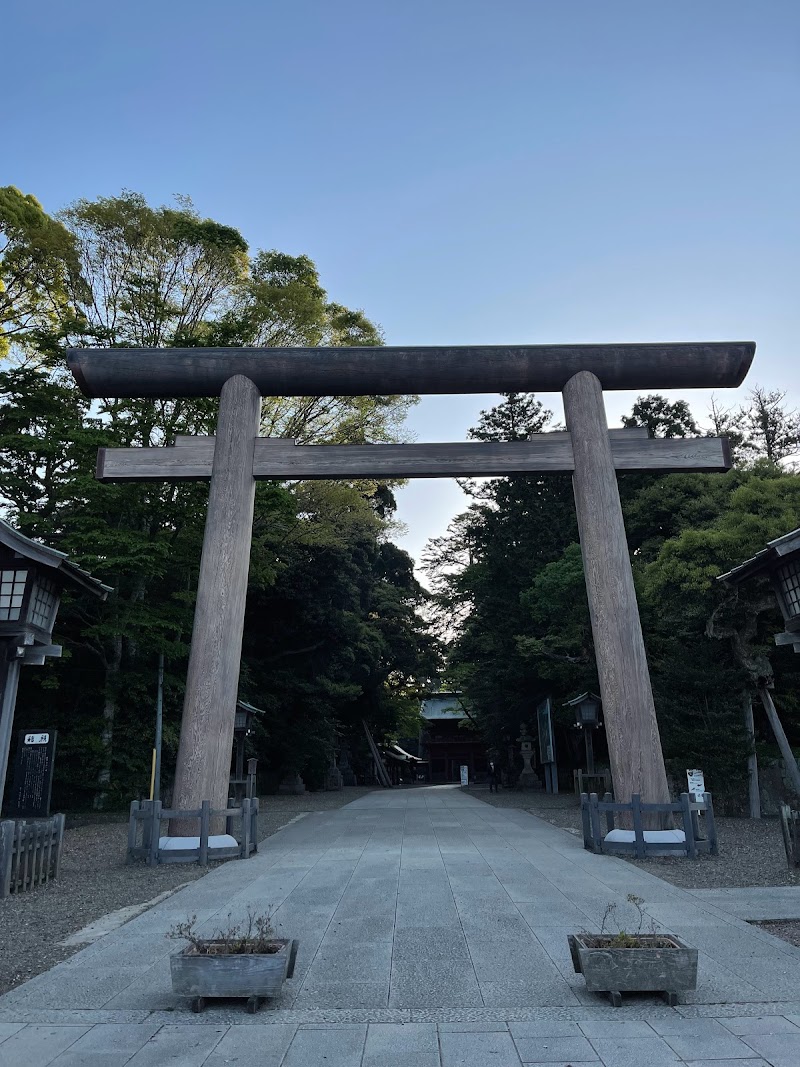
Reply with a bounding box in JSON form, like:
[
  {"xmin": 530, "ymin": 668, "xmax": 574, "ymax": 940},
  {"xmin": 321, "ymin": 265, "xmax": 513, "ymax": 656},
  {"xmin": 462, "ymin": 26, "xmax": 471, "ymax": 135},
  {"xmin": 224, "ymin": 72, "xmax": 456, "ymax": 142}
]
[{"xmin": 69, "ymin": 341, "xmax": 754, "ymax": 821}]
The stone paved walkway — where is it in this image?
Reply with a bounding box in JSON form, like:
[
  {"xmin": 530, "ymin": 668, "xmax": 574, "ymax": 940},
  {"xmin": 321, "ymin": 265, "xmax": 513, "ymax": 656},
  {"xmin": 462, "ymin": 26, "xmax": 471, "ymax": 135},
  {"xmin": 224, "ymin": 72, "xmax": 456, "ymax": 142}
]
[{"xmin": 2, "ymin": 786, "xmax": 800, "ymax": 1065}]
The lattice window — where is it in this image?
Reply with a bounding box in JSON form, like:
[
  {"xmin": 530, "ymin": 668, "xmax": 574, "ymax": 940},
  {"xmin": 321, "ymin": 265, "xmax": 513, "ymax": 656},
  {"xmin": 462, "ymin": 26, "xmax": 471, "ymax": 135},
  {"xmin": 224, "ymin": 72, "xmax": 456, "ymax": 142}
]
[
  {"xmin": 0, "ymin": 569, "xmax": 28, "ymax": 621},
  {"xmin": 30, "ymin": 576, "xmax": 58, "ymax": 630},
  {"xmin": 779, "ymin": 559, "xmax": 800, "ymax": 619}
]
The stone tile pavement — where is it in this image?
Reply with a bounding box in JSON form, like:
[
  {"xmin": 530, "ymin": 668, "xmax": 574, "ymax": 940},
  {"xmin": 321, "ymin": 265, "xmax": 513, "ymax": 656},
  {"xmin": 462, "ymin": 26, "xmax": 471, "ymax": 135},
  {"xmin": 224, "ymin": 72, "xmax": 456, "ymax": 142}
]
[{"xmin": 2, "ymin": 786, "xmax": 800, "ymax": 1065}]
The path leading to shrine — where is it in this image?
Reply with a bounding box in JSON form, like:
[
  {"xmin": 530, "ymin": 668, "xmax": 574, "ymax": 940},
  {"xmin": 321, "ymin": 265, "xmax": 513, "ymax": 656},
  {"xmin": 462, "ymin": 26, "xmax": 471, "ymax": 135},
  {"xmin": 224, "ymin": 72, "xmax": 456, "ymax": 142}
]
[{"xmin": 2, "ymin": 785, "xmax": 800, "ymax": 1064}]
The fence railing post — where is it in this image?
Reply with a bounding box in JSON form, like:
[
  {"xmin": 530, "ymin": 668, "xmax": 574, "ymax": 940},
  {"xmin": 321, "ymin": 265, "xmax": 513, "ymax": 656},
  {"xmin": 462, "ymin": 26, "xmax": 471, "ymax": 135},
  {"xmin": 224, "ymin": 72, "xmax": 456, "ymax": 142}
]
[
  {"xmin": 240, "ymin": 798, "xmax": 251, "ymax": 859},
  {"xmin": 34, "ymin": 822, "xmax": 43, "ymax": 889},
  {"xmin": 680, "ymin": 793, "xmax": 697, "ymax": 858},
  {"xmin": 52, "ymin": 814, "xmax": 66, "ymax": 881},
  {"xmin": 580, "ymin": 793, "xmax": 592, "ymax": 849},
  {"xmin": 704, "ymin": 792, "xmax": 718, "ymax": 857},
  {"xmin": 43, "ymin": 816, "xmax": 54, "ymax": 885},
  {"xmin": 589, "ymin": 792, "xmax": 603, "ymax": 853},
  {"xmin": 631, "ymin": 794, "xmax": 646, "ymax": 859},
  {"xmin": 127, "ymin": 801, "xmax": 140, "ymax": 863},
  {"xmin": 199, "ymin": 800, "xmax": 210, "ymax": 867},
  {"xmin": 147, "ymin": 802, "xmax": 161, "ymax": 867},
  {"xmin": 20, "ymin": 823, "xmax": 31, "ymax": 891},
  {"xmin": 602, "ymin": 792, "xmax": 615, "ymax": 834},
  {"xmin": 0, "ymin": 821, "xmax": 13, "ymax": 898}
]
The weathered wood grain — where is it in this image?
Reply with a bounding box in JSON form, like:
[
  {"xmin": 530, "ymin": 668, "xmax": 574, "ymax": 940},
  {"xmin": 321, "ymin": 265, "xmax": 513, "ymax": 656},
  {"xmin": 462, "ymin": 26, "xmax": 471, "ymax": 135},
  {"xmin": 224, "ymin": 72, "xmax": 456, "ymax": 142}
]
[
  {"xmin": 569, "ymin": 933, "xmax": 698, "ymax": 995},
  {"xmin": 170, "ymin": 376, "xmax": 261, "ymax": 833},
  {"xmin": 68, "ymin": 341, "xmax": 755, "ymax": 398},
  {"xmin": 170, "ymin": 939, "xmax": 292, "ymax": 998},
  {"xmin": 562, "ymin": 370, "xmax": 671, "ymax": 808},
  {"xmin": 758, "ymin": 684, "xmax": 800, "ymax": 797},
  {"xmin": 96, "ymin": 432, "xmax": 732, "ymax": 481}
]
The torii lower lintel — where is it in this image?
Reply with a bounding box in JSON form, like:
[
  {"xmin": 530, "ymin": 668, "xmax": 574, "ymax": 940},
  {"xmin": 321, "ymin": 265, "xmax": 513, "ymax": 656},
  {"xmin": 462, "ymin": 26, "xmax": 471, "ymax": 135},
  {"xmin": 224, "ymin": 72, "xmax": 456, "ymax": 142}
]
[{"xmin": 96, "ymin": 429, "xmax": 732, "ymax": 482}]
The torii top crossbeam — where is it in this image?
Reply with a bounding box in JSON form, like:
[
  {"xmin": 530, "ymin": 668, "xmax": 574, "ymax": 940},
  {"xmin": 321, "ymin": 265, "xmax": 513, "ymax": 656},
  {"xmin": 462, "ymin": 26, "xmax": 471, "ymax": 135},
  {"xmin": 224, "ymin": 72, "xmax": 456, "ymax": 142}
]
[{"xmin": 68, "ymin": 341, "xmax": 754, "ymax": 398}]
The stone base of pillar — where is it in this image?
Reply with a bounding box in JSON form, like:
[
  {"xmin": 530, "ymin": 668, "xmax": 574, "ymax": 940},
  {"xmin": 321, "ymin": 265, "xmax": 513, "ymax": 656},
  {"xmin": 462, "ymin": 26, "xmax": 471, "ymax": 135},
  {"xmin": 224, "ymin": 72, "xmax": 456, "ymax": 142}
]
[
  {"xmin": 278, "ymin": 773, "xmax": 306, "ymax": 795},
  {"xmin": 518, "ymin": 771, "xmax": 541, "ymax": 791},
  {"xmin": 325, "ymin": 767, "xmax": 343, "ymax": 791}
]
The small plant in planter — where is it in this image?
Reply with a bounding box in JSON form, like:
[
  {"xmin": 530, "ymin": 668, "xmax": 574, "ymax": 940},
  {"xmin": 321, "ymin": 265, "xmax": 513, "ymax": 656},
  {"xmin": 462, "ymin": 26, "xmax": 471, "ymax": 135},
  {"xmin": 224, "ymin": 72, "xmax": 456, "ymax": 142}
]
[
  {"xmin": 167, "ymin": 910, "xmax": 298, "ymax": 1013},
  {"xmin": 568, "ymin": 894, "xmax": 698, "ymax": 1007}
]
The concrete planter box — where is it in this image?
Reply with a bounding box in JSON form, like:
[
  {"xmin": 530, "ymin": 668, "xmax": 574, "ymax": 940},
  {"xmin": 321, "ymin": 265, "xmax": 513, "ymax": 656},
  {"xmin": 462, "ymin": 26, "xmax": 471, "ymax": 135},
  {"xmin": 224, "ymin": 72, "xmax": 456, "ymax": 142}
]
[
  {"xmin": 568, "ymin": 933, "xmax": 697, "ymax": 1006},
  {"xmin": 170, "ymin": 938, "xmax": 298, "ymax": 1012}
]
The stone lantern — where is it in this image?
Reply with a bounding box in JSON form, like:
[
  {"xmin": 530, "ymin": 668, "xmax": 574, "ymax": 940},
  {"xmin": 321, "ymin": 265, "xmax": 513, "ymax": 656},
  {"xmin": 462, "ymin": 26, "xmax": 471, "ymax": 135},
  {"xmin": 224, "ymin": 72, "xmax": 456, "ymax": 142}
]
[
  {"xmin": 0, "ymin": 519, "xmax": 110, "ymax": 803},
  {"xmin": 517, "ymin": 723, "xmax": 538, "ymax": 790}
]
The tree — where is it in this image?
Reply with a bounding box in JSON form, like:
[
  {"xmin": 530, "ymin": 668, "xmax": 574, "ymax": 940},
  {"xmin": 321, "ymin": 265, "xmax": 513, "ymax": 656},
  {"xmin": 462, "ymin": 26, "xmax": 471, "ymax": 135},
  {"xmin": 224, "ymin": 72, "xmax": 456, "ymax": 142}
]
[
  {"xmin": 1, "ymin": 189, "xmax": 424, "ymax": 806},
  {"xmin": 426, "ymin": 386, "xmax": 800, "ymax": 807},
  {"xmin": 622, "ymin": 394, "xmax": 699, "ymax": 438},
  {"xmin": 0, "ymin": 186, "xmax": 82, "ymax": 356},
  {"xmin": 469, "ymin": 392, "xmax": 554, "ymax": 442},
  {"xmin": 738, "ymin": 386, "xmax": 800, "ymax": 466},
  {"xmin": 424, "ymin": 393, "xmax": 579, "ymax": 769}
]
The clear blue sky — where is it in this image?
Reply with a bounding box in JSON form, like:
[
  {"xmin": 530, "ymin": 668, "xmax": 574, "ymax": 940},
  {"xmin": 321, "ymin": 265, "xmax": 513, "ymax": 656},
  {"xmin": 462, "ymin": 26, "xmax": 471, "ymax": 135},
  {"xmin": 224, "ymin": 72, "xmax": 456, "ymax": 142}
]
[{"xmin": 6, "ymin": 0, "xmax": 799, "ymax": 563}]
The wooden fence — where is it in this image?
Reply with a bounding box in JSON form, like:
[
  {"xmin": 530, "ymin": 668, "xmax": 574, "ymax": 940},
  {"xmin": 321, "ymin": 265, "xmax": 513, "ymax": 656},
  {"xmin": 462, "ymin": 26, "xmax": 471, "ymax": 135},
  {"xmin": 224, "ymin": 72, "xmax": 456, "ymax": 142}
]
[
  {"xmin": 0, "ymin": 814, "xmax": 65, "ymax": 897},
  {"xmin": 573, "ymin": 770, "xmax": 612, "ymax": 797},
  {"xmin": 127, "ymin": 797, "xmax": 258, "ymax": 866},
  {"xmin": 581, "ymin": 791, "xmax": 718, "ymax": 859}
]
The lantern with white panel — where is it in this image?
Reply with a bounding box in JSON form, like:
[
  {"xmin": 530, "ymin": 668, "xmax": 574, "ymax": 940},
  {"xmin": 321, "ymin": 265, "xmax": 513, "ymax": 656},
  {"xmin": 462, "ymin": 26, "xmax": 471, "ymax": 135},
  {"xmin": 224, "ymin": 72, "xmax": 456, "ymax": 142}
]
[{"xmin": 0, "ymin": 519, "xmax": 110, "ymax": 809}]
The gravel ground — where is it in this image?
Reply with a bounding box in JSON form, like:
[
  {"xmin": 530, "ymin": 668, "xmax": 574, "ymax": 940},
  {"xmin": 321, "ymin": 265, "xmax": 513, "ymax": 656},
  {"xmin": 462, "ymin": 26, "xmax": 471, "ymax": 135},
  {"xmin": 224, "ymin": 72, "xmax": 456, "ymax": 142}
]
[
  {"xmin": 466, "ymin": 785, "xmax": 800, "ymax": 890},
  {"xmin": 0, "ymin": 787, "xmax": 375, "ymax": 995},
  {"xmin": 754, "ymin": 919, "xmax": 800, "ymax": 947}
]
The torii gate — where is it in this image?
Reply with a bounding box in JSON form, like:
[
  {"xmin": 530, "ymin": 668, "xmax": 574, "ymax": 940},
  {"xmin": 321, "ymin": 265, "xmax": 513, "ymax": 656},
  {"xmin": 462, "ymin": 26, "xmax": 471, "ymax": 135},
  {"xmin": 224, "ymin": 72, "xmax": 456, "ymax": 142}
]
[{"xmin": 69, "ymin": 341, "xmax": 754, "ymax": 819}]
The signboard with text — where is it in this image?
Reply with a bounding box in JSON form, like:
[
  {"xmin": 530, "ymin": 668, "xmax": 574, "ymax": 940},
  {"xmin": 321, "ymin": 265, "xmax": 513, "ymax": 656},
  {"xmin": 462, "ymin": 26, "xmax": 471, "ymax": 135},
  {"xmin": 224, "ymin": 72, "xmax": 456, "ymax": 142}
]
[
  {"xmin": 460, "ymin": 765, "xmax": 469, "ymax": 787},
  {"xmin": 687, "ymin": 768, "xmax": 706, "ymax": 802},
  {"xmin": 9, "ymin": 730, "xmax": 57, "ymax": 818}
]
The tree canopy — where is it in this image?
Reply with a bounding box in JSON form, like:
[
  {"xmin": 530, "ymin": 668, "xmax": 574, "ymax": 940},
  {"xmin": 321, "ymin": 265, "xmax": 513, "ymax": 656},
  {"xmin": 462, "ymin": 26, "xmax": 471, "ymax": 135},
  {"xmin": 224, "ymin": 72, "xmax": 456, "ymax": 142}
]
[
  {"xmin": 425, "ymin": 391, "xmax": 800, "ymax": 807},
  {"xmin": 0, "ymin": 188, "xmax": 434, "ymax": 809}
]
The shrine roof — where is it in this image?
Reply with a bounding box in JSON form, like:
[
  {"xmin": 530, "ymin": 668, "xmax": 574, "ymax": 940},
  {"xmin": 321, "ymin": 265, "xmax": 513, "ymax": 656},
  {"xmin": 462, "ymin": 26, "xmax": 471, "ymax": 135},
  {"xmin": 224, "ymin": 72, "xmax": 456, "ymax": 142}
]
[
  {"xmin": 0, "ymin": 518, "xmax": 112, "ymax": 598},
  {"xmin": 717, "ymin": 527, "xmax": 800, "ymax": 586}
]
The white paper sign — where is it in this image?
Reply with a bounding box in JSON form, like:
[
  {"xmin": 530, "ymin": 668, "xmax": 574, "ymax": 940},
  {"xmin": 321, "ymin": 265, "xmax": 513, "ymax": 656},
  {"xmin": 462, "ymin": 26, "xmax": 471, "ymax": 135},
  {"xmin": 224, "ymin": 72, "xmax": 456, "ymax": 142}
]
[
  {"xmin": 24, "ymin": 732, "xmax": 50, "ymax": 745},
  {"xmin": 687, "ymin": 768, "xmax": 705, "ymax": 800},
  {"xmin": 460, "ymin": 765, "xmax": 469, "ymax": 787}
]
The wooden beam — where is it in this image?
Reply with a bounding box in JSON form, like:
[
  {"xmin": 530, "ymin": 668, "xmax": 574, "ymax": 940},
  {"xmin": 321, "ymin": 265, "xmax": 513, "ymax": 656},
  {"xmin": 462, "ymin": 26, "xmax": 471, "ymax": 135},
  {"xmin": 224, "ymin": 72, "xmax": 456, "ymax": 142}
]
[
  {"xmin": 96, "ymin": 431, "xmax": 732, "ymax": 482},
  {"xmin": 757, "ymin": 684, "xmax": 800, "ymax": 797},
  {"xmin": 68, "ymin": 341, "xmax": 755, "ymax": 398},
  {"xmin": 562, "ymin": 370, "xmax": 671, "ymax": 808}
]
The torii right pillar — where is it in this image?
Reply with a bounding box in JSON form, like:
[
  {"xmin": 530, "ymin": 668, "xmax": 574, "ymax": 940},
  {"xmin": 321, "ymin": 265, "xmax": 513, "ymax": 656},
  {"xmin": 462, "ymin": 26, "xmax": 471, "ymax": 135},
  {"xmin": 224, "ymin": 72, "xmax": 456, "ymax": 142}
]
[{"xmin": 563, "ymin": 370, "xmax": 670, "ymax": 805}]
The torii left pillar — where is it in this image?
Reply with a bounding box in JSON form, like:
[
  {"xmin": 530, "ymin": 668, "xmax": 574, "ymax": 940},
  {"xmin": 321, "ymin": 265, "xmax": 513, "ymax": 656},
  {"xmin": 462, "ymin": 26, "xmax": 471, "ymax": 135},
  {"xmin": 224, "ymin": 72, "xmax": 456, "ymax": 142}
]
[{"xmin": 171, "ymin": 375, "xmax": 261, "ymax": 827}]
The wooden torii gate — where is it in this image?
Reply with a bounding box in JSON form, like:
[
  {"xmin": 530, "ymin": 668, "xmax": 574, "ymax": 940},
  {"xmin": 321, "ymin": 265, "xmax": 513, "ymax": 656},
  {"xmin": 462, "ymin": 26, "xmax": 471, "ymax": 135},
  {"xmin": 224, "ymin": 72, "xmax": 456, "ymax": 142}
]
[{"xmin": 69, "ymin": 341, "xmax": 754, "ymax": 819}]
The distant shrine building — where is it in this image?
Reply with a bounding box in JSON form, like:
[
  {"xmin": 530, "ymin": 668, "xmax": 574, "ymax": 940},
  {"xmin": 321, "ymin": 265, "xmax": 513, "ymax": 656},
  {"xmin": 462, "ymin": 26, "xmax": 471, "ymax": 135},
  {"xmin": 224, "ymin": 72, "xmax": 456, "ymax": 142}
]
[{"xmin": 419, "ymin": 692, "xmax": 488, "ymax": 783}]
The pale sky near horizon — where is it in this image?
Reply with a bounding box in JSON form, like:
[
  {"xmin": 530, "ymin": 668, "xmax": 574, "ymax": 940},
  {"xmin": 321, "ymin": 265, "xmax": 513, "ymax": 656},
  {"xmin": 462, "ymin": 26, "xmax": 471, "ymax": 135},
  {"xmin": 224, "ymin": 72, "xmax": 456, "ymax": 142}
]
[{"xmin": 6, "ymin": 1, "xmax": 799, "ymax": 566}]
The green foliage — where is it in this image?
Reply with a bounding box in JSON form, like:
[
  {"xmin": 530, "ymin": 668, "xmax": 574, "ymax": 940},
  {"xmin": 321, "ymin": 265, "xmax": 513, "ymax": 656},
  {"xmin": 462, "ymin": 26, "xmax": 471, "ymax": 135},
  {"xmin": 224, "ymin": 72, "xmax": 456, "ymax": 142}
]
[
  {"xmin": 0, "ymin": 186, "xmax": 82, "ymax": 356},
  {"xmin": 0, "ymin": 189, "xmax": 435, "ymax": 808},
  {"xmin": 622, "ymin": 394, "xmax": 698, "ymax": 438},
  {"xmin": 425, "ymin": 391, "xmax": 800, "ymax": 804}
]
